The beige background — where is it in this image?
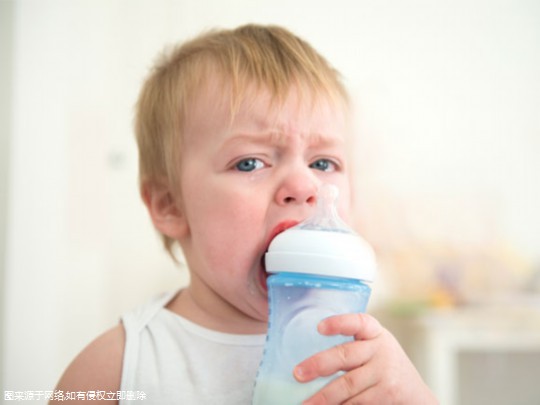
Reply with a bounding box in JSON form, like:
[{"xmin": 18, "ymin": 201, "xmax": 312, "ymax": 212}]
[{"xmin": 1, "ymin": 0, "xmax": 539, "ymax": 400}]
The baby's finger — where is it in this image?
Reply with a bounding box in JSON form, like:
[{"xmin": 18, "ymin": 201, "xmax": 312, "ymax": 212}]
[
  {"xmin": 318, "ymin": 313, "xmax": 383, "ymax": 341},
  {"xmin": 302, "ymin": 364, "xmax": 378, "ymax": 405},
  {"xmin": 294, "ymin": 340, "xmax": 376, "ymax": 382}
]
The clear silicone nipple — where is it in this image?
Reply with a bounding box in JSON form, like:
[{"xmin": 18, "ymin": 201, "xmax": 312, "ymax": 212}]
[
  {"xmin": 265, "ymin": 183, "xmax": 377, "ymax": 281},
  {"xmin": 295, "ymin": 184, "xmax": 353, "ymax": 234}
]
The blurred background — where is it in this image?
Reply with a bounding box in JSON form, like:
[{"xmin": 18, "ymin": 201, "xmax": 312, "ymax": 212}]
[{"xmin": 1, "ymin": 0, "xmax": 539, "ymax": 404}]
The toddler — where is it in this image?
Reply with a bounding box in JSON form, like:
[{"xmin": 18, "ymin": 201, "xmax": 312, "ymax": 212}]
[{"xmin": 52, "ymin": 24, "xmax": 437, "ymax": 404}]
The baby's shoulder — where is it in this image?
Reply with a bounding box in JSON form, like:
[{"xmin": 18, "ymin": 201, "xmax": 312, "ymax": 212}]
[{"xmin": 50, "ymin": 324, "xmax": 125, "ymax": 404}]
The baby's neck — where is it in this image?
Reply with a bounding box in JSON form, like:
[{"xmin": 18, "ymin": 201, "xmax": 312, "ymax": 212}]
[{"xmin": 166, "ymin": 287, "xmax": 267, "ymax": 334}]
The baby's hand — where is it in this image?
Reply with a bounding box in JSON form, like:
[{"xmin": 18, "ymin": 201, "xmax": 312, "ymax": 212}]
[{"xmin": 293, "ymin": 314, "xmax": 438, "ymax": 404}]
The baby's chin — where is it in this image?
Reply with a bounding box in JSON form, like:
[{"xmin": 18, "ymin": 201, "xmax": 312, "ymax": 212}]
[
  {"xmin": 240, "ymin": 294, "xmax": 270, "ymax": 331},
  {"xmin": 259, "ymin": 256, "xmax": 270, "ymax": 292},
  {"xmin": 248, "ymin": 263, "xmax": 269, "ymax": 298},
  {"xmin": 245, "ymin": 271, "xmax": 270, "ymax": 314}
]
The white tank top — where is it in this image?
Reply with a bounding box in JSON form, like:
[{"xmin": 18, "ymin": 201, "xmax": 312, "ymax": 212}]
[{"xmin": 120, "ymin": 291, "xmax": 266, "ymax": 404}]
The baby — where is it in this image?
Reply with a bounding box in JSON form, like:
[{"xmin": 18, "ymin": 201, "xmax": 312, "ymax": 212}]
[{"xmin": 52, "ymin": 24, "xmax": 437, "ymax": 404}]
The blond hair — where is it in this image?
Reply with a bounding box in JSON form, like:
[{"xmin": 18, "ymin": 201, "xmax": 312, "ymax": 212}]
[{"xmin": 135, "ymin": 24, "xmax": 349, "ymax": 257}]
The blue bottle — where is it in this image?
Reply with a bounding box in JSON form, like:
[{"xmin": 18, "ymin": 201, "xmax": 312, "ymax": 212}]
[{"xmin": 253, "ymin": 185, "xmax": 376, "ymax": 405}]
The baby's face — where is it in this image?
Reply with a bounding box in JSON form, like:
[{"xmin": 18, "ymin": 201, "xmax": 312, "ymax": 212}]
[{"xmin": 177, "ymin": 83, "xmax": 353, "ymax": 332}]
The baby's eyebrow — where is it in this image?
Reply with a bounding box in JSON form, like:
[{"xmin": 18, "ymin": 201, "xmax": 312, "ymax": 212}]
[
  {"xmin": 304, "ymin": 132, "xmax": 344, "ymax": 147},
  {"xmin": 222, "ymin": 131, "xmax": 342, "ymax": 149},
  {"xmin": 217, "ymin": 134, "xmax": 275, "ymax": 153}
]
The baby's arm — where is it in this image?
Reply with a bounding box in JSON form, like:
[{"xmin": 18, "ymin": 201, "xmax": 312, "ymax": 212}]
[
  {"xmin": 294, "ymin": 314, "xmax": 438, "ymax": 404},
  {"xmin": 50, "ymin": 324, "xmax": 125, "ymax": 404}
]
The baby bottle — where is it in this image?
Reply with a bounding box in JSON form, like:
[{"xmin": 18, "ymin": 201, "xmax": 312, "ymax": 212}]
[{"xmin": 252, "ymin": 184, "xmax": 376, "ymax": 405}]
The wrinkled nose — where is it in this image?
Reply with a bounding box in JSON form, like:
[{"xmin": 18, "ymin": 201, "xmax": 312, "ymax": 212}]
[{"xmin": 275, "ymin": 168, "xmax": 319, "ymax": 206}]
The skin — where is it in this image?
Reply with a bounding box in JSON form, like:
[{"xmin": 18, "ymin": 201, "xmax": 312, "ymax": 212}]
[
  {"xmin": 51, "ymin": 80, "xmax": 437, "ymax": 404},
  {"xmin": 161, "ymin": 82, "xmax": 353, "ymax": 335},
  {"xmin": 295, "ymin": 314, "xmax": 438, "ymax": 404}
]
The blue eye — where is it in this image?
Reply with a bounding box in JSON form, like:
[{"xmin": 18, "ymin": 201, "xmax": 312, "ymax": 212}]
[
  {"xmin": 309, "ymin": 159, "xmax": 336, "ymax": 172},
  {"xmin": 235, "ymin": 158, "xmax": 265, "ymax": 172}
]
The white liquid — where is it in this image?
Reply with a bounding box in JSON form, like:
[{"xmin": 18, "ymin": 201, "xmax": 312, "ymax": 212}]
[{"xmin": 252, "ymin": 377, "xmax": 331, "ymax": 405}]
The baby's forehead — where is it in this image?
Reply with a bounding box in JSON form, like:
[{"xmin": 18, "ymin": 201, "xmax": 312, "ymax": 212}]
[
  {"xmin": 181, "ymin": 82, "xmax": 351, "ymax": 157},
  {"xmin": 176, "ymin": 70, "xmax": 352, "ymax": 158}
]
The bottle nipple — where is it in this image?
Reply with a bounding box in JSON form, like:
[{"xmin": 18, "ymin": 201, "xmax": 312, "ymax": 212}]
[
  {"xmin": 296, "ymin": 184, "xmax": 352, "ymax": 234},
  {"xmin": 265, "ymin": 183, "xmax": 376, "ymax": 282}
]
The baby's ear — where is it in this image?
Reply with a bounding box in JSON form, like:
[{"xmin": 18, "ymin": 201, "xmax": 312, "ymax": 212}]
[{"xmin": 141, "ymin": 180, "xmax": 189, "ymax": 239}]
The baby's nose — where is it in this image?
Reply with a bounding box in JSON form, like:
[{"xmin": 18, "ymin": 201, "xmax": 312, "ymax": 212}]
[{"xmin": 275, "ymin": 169, "xmax": 319, "ymax": 206}]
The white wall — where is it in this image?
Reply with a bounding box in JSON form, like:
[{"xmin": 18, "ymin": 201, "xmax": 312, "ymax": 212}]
[
  {"xmin": 0, "ymin": 0, "xmax": 15, "ymax": 395},
  {"xmin": 2, "ymin": 0, "xmax": 539, "ymax": 397}
]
